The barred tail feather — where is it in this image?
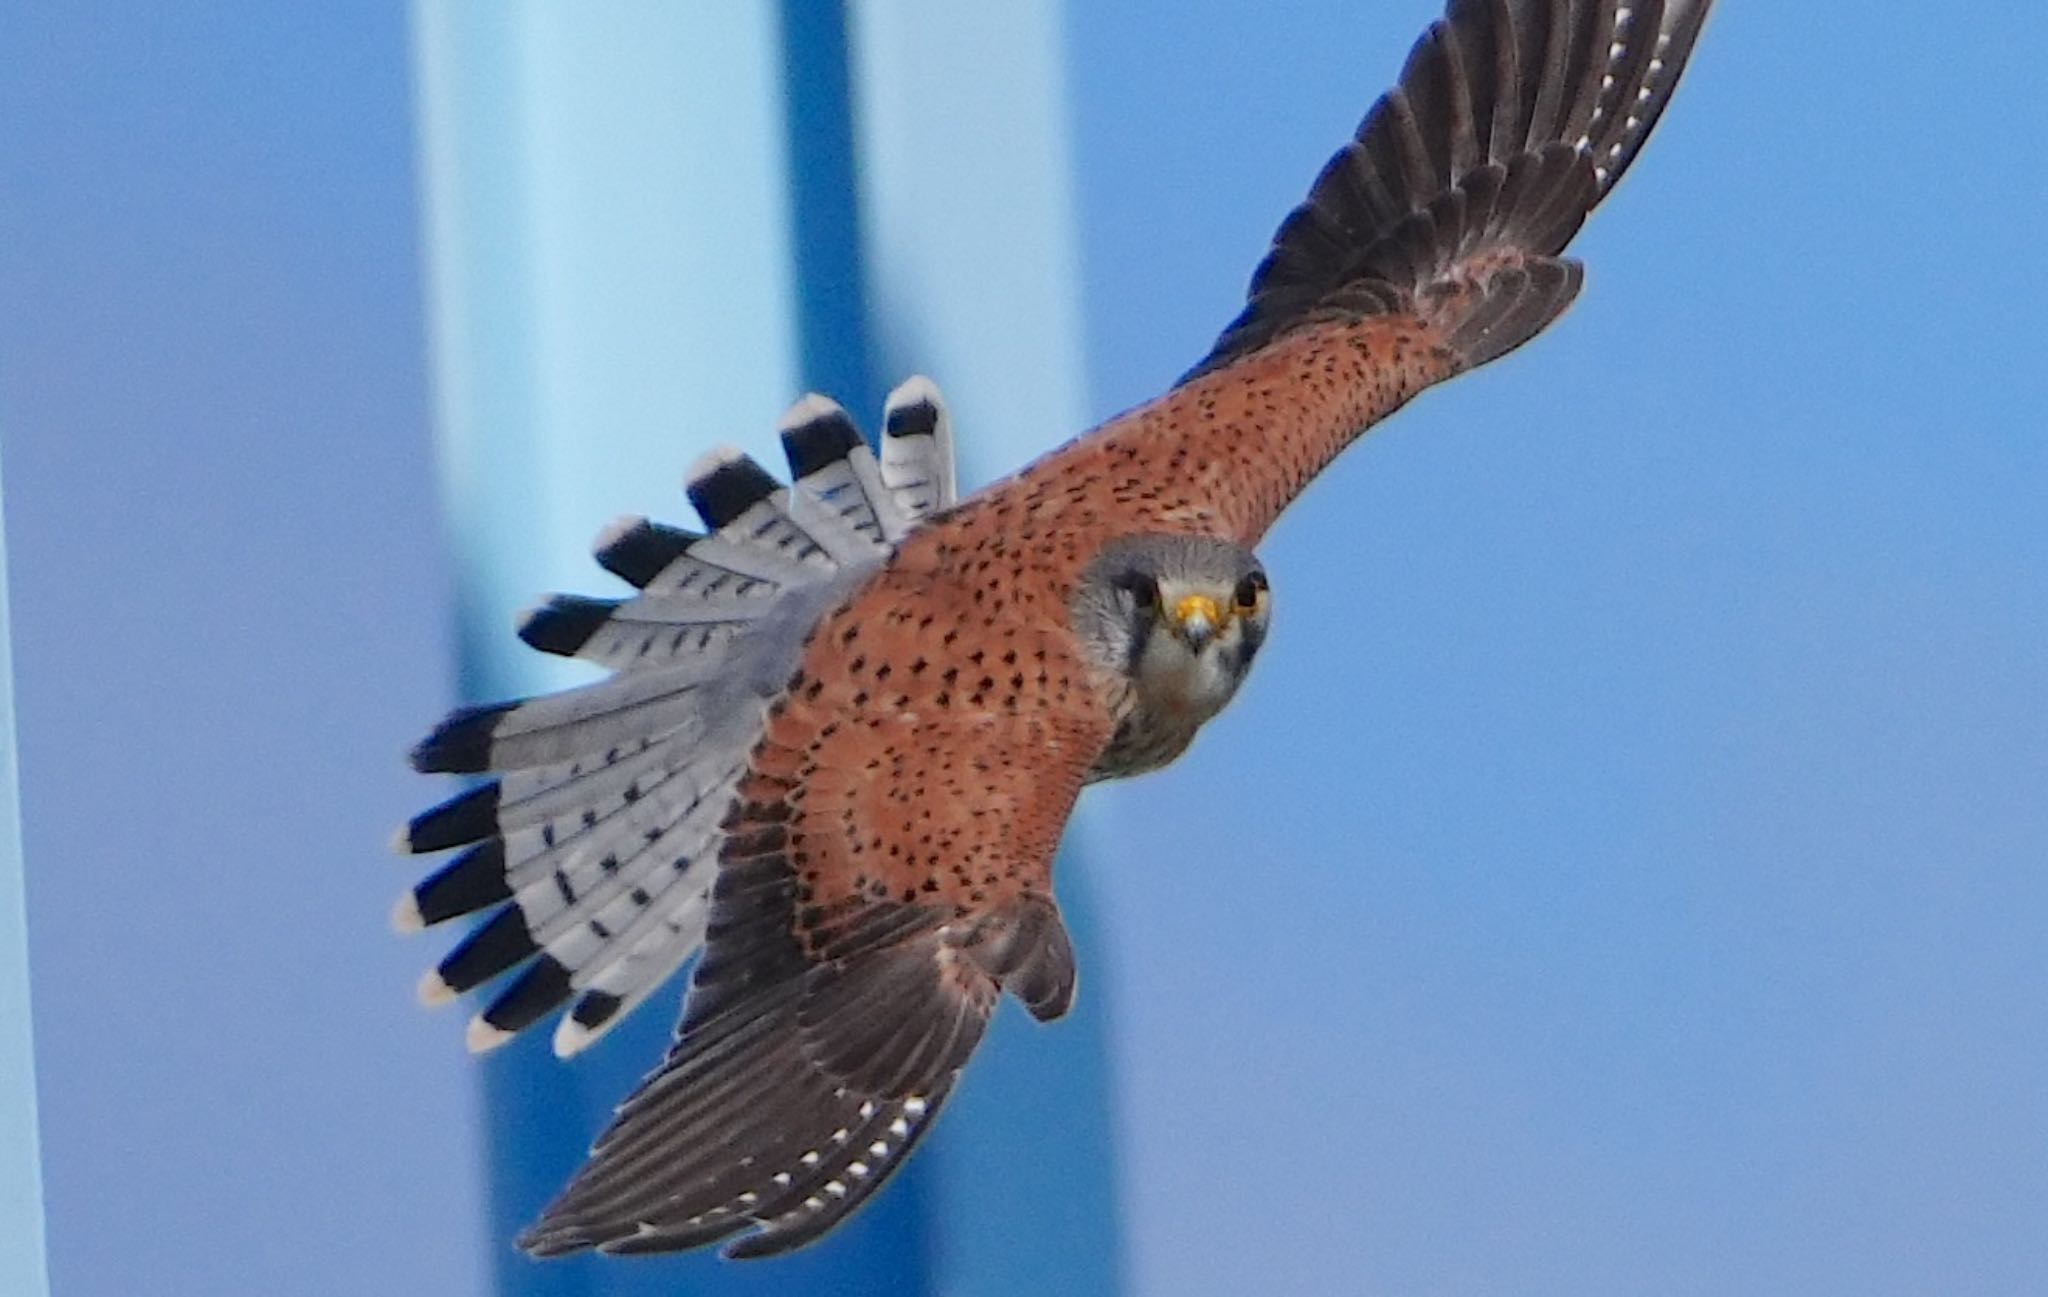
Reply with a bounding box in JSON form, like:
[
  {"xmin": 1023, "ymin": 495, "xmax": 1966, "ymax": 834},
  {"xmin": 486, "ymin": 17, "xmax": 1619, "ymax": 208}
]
[
  {"xmin": 551, "ymin": 889, "xmax": 714, "ymax": 1057},
  {"xmin": 399, "ymin": 383, "xmax": 965, "ymax": 1055},
  {"xmin": 409, "ymin": 667, "xmax": 709, "ymax": 775},
  {"xmin": 778, "ymin": 395, "xmax": 912, "ymax": 545},
  {"xmin": 880, "ymin": 377, "xmax": 958, "ymax": 521},
  {"xmin": 398, "ymin": 740, "xmax": 673, "ymax": 859},
  {"xmin": 407, "ymin": 752, "xmax": 740, "ymax": 1053}
]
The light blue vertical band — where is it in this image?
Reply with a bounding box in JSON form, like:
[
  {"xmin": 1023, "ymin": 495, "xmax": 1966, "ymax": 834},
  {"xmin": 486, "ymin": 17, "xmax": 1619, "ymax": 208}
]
[
  {"xmin": 848, "ymin": 4, "xmax": 1125, "ymax": 1293},
  {"xmin": 412, "ymin": 2, "xmax": 1119, "ymax": 1289},
  {"xmin": 0, "ymin": 446, "xmax": 50, "ymax": 1297},
  {"xmin": 410, "ymin": 4, "xmax": 933, "ymax": 1292}
]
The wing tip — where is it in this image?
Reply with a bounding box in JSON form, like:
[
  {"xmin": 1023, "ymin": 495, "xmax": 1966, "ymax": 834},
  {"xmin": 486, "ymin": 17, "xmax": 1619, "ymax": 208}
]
[
  {"xmin": 431, "ymin": 906, "xmax": 540, "ymax": 998},
  {"xmin": 475, "ymin": 955, "xmax": 574, "ymax": 1044}
]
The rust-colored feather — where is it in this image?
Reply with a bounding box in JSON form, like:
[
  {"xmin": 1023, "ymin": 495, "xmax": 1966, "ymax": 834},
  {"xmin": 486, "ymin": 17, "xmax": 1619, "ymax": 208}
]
[{"xmin": 422, "ymin": 0, "xmax": 1720, "ymax": 1262}]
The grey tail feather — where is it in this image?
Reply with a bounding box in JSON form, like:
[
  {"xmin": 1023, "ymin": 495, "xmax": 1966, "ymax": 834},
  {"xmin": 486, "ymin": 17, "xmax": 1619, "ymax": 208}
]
[
  {"xmin": 593, "ymin": 518, "xmax": 698, "ymax": 589},
  {"xmin": 879, "ymin": 376, "xmax": 957, "ymax": 521},
  {"xmin": 778, "ymin": 394, "xmax": 911, "ymax": 545},
  {"xmin": 400, "ymin": 382, "xmax": 962, "ymax": 1055},
  {"xmin": 1188, "ymin": 0, "xmax": 1713, "ymax": 381},
  {"xmin": 686, "ymin": 452, "xmax": 782, "ymax": 532}
]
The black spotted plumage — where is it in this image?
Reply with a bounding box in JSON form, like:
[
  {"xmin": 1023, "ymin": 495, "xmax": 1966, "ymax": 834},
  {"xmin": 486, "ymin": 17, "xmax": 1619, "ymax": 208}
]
[{"xmin": 398, "ymin": 0, "xmax": 1716, "ymax": 1262}]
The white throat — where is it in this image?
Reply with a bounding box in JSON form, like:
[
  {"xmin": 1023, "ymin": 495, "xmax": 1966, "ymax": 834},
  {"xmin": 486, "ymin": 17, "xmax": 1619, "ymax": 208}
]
[{"xmin": 1131, "ymin": 628, "xmax": 1243, "ymax": 724}]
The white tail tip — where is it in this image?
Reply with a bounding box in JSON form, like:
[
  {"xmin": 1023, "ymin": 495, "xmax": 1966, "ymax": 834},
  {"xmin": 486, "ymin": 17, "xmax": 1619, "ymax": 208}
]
[
  {"xmin": 552, "ymin": 1015, "xmax": 599, "ymax": 1059},
  {"xmin": 777, "ymin": 392, "xmax": 848, "ymax": 433},
  {"xmin": 466, "ymin": 1015, "xmax": 514, "ymax": 1055},
  {"xmin": 885, "ymin": 374, "xmax": 942, "ymax": 409},
  {"xmin": 592, "ymin": 513, "xmax": 649, "ymax": 553},
  {"xmin": 684, "ymin": 443, "xmax": 747, "ymax": 484},
  {"xmin": 391, "ymin": 892, "xmax": 425, "ymax": 935},
  {"xmin": 416, "ymin": 968, "xmax": 457, "ymax": 1007}
]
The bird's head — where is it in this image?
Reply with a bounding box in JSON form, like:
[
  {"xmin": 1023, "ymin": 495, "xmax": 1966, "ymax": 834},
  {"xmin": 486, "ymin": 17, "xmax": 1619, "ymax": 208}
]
[{"xmin": 1072, "ymin": 535, "xmax": 1271, "ymax": 726}]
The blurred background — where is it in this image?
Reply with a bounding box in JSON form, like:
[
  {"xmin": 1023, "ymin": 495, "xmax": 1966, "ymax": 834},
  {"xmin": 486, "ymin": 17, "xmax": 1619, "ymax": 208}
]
[{"xmin": 3, "ymin": 3, "xmax": 2045, "ymax": 1295}]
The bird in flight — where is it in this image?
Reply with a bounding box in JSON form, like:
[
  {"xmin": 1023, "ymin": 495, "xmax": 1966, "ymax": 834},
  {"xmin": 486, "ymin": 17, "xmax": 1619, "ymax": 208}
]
[{"xmin": 397, "ymin": 0, "xmax": 1715, "ymax": 1261}]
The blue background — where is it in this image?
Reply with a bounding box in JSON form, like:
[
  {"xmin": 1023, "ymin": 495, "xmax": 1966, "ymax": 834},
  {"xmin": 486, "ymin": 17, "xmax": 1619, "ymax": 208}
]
[{"xmin": 4, "ymin": 3, "xmax": 2045, "ymax": 1295}]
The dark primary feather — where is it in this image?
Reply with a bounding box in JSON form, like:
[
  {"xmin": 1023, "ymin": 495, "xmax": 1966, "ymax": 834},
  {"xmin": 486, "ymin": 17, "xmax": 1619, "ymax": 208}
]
[
  {"xmin": 397, "ymin": 0, "xmax": 1716, "ymax": 1263},
  {"xmin": 398, "ymin": 390, "xmax": 955, "ymax": 1058},
  {"xmin": 517, "ymin": 714, "xmax": 1084, "ymax": 1259},
  {"xmin": 520, "ymin": 901, "xmax": 1040, "ymax": 1253},
  {"xmin": 1191, "ymin": 0, "xmax": 1712, "ymax": 379},
  {"xmin": 521, "ymin": 977, "xmax": 960, "ymax": 1260}
]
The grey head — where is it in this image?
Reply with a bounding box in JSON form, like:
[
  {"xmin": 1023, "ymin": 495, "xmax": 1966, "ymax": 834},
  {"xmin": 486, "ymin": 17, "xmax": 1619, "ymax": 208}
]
[{"xmin": 1071, "ymin": 534, "xmax": 1272, "ymax": 780}]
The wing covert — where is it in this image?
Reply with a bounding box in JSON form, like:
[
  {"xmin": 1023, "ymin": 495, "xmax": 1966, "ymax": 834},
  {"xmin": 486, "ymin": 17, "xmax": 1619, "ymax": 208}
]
[
  {"xmin": 397, "ymin": 385, "xmax": 967, "ymax": 1057},
  {"xmin": 988, "ymin": 0, "xmax": 1714, "ymax": 550},
  {"xmin": 520, "ymin": 584, "xmax": 1109, "ymax": 1259}
]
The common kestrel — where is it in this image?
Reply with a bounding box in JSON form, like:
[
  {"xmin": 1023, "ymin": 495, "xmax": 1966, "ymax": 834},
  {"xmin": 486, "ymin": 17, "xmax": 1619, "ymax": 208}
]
[{"xmin": 398, "ymin": 0, "xmax": 1715, "ymax": 1259}]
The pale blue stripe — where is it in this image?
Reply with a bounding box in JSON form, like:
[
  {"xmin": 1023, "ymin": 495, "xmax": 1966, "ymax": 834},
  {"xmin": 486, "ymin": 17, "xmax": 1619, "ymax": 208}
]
[
  {"xmin": 412, "ymin": 2, "xmax": 805, "ymax": 697},
  {"xmin": 0, "ymin": 447, "xmax": 50, "ymax": 1297},
  {"xmin": 413, "ymin": 3, "xmax": 1120, "ymax": 1288},
  {"xmin": 411, "ymin": 5, "xmax": 933, "ymax": 1292},
  {"xmin": 848, "ymin": 5, "xmax": 1125, "ymax": 1293},
  {"xmin": 849, "ymin": 3, "xmax": 1093, "ymax": 482}
]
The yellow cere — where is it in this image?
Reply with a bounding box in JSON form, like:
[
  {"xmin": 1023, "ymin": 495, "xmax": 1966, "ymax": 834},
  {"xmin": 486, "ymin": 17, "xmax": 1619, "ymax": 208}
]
[{"xmin": 1172, "ymin": 593, "xmax": 1224, "ymax": 631}]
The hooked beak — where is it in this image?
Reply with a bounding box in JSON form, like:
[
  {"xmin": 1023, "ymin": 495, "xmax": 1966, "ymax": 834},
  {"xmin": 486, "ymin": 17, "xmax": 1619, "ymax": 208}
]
[{"xmin": 1171, "ymin": 593, "xmax": 1221, "ymax": 651}]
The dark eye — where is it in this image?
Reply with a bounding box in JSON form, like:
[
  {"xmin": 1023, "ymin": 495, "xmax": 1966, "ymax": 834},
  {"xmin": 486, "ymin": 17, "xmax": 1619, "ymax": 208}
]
[{"xmin": 1233, "ymin": 571, "xmax": 1267, "ymax": 613}]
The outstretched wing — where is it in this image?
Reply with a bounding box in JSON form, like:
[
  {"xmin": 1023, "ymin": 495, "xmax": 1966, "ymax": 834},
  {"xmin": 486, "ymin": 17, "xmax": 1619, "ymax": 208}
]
[
  {"xmin": 395, "ymin": 380, "xmax": 960, "ymax": 1057},
  {"xmin": 1197, "ymin": 0, "xmax": 1713, "ymax": 380},
  {"xmin": 1003, "ymin": 0, "xmax": 1714, "ymax": 549},
  {"xmin": 518, "ymin": 565, "xmax": 1109, "ymax": 1260}
]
